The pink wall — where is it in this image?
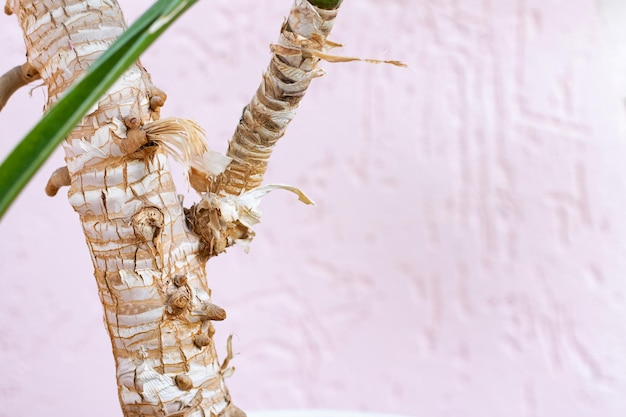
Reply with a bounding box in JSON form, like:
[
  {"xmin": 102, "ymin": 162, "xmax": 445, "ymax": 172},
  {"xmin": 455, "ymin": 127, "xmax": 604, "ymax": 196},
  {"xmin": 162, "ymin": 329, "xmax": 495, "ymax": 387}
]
[{"xmin": 2, "ymin": 0, "xmax": 626, "ymax": 416}]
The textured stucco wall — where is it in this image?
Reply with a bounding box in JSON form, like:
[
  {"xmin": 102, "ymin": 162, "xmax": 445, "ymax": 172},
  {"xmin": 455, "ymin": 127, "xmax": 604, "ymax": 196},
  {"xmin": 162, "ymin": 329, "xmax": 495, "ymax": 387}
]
[{"xmin": 2, "ymin": 0, "xmax": 626, "ymax": 416}]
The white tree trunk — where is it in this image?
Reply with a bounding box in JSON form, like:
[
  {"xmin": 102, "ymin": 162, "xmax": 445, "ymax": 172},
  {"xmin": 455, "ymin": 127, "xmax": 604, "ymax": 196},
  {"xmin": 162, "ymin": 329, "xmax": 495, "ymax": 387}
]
[{"xmin": 10, "ymin": 1, "xmax": 239, "ymax": 415}]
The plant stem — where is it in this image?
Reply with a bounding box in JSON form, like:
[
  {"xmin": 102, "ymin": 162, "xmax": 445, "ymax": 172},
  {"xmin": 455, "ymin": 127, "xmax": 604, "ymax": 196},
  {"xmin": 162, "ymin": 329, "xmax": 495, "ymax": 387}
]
[{"xmin": 214, "ymin": 0, "xmax": 344, "ymax": 196}]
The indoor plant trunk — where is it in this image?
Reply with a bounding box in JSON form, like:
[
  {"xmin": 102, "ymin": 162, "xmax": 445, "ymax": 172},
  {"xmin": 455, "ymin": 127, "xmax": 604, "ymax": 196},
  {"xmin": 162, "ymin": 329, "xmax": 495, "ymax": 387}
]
[{"xmin": 4, "ymin": 0, "xmax": 340, "ymax": 416}]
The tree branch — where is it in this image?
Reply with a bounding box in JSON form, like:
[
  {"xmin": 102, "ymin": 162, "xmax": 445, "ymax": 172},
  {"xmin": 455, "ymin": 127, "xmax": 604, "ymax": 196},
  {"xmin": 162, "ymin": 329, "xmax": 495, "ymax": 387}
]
[{"xmin": 212, "ymin": 0, "xmax": 343, "ymax": 196}]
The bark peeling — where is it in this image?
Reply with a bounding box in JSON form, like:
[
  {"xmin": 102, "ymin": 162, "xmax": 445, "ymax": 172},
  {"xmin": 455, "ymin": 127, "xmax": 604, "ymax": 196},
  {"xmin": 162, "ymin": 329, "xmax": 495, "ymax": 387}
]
[
  {"xmin": 11, "ymin": 1, "xmax": 239, "ymax": 416},
  {"xmin": 213, "ymin": 0, "xmax": 340, "ymax": 196}
]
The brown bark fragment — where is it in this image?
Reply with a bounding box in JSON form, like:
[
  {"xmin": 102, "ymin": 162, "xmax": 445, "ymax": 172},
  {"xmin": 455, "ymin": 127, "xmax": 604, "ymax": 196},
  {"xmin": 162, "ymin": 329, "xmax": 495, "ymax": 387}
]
[
  {"xmin": 124, "ymin": 114, "xmax": 142, "ymax": 129},
  {"xmin": 121, "ymin": 128, "xmax": 149, "ymax": 154},
  {"xmin": 0, "ymin": 62, "xmax": 40, "ymax": 112},
  {"xmin": 220, "ymin": 335, "xmax": 234, "ymax": 372},
  {"xmin": 189, "ymin": 167, "xmax": 211, "ymax": 193},
  {"xmin": 167, "ymin": 288, "xmax": 191, "ymax": 315},
  {"xmin": 132, "ymin": 207, "xmax": 164, "ymax": 245},
  {"xmin": 219, "ymin": 403, "xmax": 247, "ymax": 417},
  {"xmin": 149, "ymin": 87, "xmax": 167, "ymax": 111},
  {"xmin": 45, "ymin": 166, "xmax": 71, "ymax": 196},
  {"xmin": 174, "ymin": 374, "xmax": 194, "ymax": 391},
  {"xmin": 193, "ymin": 334, "xmax": 211, "ymax": 348},
  {"xmin": 201, "ymin": 302, "xmax": 227, "ymax": 321},
  {"xmin": 137, "ymin": 60, "xmax": 167, "ymax": 119},
  {"xmin": 173, "ymin": 274, "xmax": 188, "ymax": 287},
  {"xmin": 184, "ymin": 199, "xmax": 251, "ymax": 258}
]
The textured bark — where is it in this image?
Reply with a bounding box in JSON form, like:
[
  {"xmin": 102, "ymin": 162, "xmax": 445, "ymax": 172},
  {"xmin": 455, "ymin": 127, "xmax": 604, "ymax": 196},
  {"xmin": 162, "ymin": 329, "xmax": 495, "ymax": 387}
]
[
  {"xmin": 10, "ymin": 1, "xmax": 238, "ymax": 416},
  {"xmin": 5, "ymin": 0, "xmax": 342, "ymax": 416},
  {"xmin": 209, "ymin": 0, "xmax": 340, "ymax": 196}
]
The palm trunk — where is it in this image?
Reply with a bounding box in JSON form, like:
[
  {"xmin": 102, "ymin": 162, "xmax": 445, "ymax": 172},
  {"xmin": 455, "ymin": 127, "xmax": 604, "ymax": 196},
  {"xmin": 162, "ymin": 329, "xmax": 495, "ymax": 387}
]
[{"xmin": 6, "ymin": 0, "xmax": 342, "ymax": 416}]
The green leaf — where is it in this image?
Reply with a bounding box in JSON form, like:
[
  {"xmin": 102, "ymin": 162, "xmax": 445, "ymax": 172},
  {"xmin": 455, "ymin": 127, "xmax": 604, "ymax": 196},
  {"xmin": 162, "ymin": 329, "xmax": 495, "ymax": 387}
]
[
  {"xmin": 0, "ymin": 0, "xmax": 198, "ymax": 220},
  {"xmin": 307, "ymin": 0, "xmax": 343, "ymax": 10}
]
